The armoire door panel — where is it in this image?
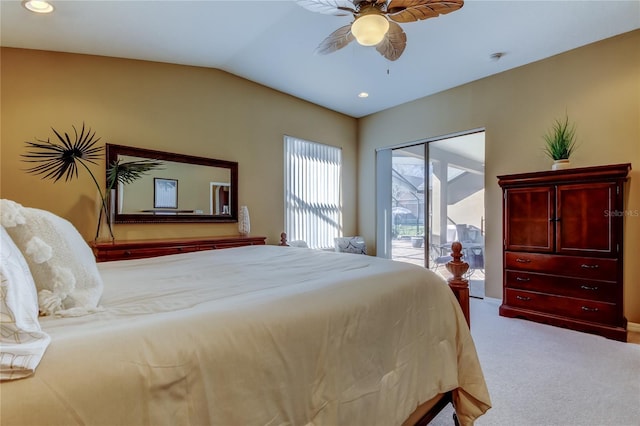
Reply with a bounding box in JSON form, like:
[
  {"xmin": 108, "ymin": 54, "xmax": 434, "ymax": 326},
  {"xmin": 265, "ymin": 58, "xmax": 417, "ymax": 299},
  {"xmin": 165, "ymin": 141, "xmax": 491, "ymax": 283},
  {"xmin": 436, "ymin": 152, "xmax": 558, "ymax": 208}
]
[
  {"xmin": 504, "ymin": 187, "xmax": 553, "ymax": 252},
  {"xmin": 556, "ymin": 183, "xmax": 616, "ymax": 255}
]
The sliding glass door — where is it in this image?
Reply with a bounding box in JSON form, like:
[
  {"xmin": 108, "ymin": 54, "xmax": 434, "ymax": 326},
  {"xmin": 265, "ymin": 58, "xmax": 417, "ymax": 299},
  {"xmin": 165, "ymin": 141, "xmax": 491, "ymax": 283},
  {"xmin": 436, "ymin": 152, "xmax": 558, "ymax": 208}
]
[
  {"xmin": 390, "ymin": 144, "xmax": 427, "ymax": 265},
  {"xmin": 377, "ymin": 131, "xmax": 486, "ymax": 297}
]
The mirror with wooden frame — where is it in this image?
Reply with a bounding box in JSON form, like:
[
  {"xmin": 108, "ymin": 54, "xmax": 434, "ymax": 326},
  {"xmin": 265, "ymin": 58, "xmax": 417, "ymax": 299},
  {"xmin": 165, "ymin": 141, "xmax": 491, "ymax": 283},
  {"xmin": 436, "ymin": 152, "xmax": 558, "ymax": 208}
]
[{"xmin": 106, "ymin": 144, "xmax": 238, "ymax": 224}]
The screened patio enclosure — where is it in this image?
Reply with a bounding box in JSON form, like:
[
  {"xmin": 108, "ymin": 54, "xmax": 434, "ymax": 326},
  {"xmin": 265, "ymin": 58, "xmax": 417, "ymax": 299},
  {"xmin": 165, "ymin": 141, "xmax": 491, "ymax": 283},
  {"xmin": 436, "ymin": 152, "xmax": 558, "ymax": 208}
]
[{"xmin": 378, "ymin": 131, "xmax": 485, "ymax": 297}]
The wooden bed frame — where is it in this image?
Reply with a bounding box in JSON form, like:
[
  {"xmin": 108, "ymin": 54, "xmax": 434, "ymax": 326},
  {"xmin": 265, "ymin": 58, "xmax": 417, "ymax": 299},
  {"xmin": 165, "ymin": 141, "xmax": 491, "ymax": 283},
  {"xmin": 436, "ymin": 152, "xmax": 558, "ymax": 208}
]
[{"xmin": 279, "ymin": 233, "xmax": 471, "ymax": 425}]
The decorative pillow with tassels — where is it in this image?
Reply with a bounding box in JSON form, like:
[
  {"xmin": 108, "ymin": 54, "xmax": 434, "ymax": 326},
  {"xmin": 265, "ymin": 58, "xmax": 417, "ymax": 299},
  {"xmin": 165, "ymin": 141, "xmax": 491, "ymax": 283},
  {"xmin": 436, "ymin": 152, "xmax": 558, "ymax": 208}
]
[
  {"xmin": 334, "ymin": 236, "xmax": 367, "ymax": 255},
  {"xmin": 0, "ymin": 225, "xmax": 51, "ymax": 380},
  {"xmin": 0, "ymin": 199, "xmax": 104, "ymax": 317}
]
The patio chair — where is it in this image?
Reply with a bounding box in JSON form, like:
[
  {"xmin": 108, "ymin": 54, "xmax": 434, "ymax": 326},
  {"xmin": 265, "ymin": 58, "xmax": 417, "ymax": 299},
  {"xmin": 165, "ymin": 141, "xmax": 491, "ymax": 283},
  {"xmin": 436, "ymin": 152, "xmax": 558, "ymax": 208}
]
[
  {"xmin": 429, "ymin": 244, "xmax": 452, "ymax": 270},
  {"xmin": 466, "ymin": 246, "xmax": 484, "ymax": 276}
]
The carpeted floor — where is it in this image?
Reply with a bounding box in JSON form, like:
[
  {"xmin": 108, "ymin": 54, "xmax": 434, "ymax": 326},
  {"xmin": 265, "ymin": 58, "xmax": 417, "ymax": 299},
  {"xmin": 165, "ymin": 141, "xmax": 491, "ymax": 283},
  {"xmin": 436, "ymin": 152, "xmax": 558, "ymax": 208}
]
[{"xmin": 430, "ymin": 298, "xmax": 640, "ymax": 426}]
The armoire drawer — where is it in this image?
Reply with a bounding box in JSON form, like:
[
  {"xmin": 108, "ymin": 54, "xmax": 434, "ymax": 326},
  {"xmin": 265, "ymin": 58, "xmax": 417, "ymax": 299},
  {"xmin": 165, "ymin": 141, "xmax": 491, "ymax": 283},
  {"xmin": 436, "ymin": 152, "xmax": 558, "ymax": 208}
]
[
  {"xmin": 505, "ymin": 252, "xmax": 617, "ymax": 281},
  {"xmin": 504, "ymin": 289, "xmax": 618, "ymax": 324},
  {"xmin": 504, "ymin": 270, "xmax": 617, "ymax": 303}
]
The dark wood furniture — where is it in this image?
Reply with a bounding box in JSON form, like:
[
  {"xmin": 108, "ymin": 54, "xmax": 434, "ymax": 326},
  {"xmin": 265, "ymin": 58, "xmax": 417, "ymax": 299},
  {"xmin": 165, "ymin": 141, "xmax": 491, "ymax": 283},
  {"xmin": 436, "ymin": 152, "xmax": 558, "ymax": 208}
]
[
  {"xmin": 106, "ymin": 144, "xmax": 239, "ymax": 224},
  {"xmin": 498, "ymin": 163, "xmax": 631, "ymax": 341},
  {"xmin": 91, "ymin": 235, "xmax": 266, "ymax": 262},
  {"xmin": 445, "ymin": 241, "xmax": 471, "ymax": 328}
]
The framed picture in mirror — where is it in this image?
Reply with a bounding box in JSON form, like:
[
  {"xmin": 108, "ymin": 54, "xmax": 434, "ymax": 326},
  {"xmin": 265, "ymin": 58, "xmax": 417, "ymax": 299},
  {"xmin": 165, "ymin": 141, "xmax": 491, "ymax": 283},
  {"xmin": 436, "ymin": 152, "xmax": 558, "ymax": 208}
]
[{"xmin": 154, "ymin": 178, "xmax": 178, "ymax": 209}]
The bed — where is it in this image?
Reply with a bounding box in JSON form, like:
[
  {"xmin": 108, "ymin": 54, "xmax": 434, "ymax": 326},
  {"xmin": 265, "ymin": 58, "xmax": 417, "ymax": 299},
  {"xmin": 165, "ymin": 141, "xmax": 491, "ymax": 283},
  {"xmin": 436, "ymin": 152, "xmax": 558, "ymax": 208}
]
[{"xmin": 0, "ymin": 202, "xmax": 491, "ymax": 426}]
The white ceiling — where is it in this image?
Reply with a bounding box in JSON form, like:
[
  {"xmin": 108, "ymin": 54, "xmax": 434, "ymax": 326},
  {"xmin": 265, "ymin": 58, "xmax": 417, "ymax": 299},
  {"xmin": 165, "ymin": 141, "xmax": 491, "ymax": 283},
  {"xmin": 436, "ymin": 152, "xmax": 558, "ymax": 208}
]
[{"xmin": 1, "ymin": 0, "xmax": 639, "ymax": 118}]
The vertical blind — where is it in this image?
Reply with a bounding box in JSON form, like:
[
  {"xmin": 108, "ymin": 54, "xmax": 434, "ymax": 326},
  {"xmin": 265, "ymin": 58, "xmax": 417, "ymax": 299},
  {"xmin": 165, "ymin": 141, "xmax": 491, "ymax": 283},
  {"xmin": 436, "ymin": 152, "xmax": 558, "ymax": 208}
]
[
  {"xmin": 375, "ymin": 148, "xmax": 392, "ymax": 258},
  {"xmin": 284, "ymin": 136, "xmax": 342, "ymax": 249}
]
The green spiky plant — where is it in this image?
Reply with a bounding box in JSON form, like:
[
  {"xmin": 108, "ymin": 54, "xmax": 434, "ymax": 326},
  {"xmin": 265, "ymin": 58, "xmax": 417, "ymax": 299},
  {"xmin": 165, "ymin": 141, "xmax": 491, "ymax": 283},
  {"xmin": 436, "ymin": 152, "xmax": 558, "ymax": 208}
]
[
  {"xmin": 543, "ymin": 115, "xmax": 578, "ymax": 161},
  {"xmin": 22, "ymin": 123, "xmax": 162, "ymax": 241}
]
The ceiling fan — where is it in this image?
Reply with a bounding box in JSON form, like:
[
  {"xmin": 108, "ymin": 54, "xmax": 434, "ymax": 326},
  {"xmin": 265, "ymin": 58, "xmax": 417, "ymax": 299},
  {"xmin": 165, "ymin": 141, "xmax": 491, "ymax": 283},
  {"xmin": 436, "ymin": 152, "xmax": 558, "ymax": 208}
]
[{"xmin": 297, "ymin": 0, "xmax": 464, "ymax": 61}]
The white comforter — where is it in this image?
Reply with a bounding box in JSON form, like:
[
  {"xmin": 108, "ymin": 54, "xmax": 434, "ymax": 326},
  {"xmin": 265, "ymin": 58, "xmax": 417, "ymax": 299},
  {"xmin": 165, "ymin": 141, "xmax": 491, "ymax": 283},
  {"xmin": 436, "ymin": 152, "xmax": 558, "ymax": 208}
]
[{"xmin": 1, "ymin": 245, "xmax": 490, "ymax": 425}]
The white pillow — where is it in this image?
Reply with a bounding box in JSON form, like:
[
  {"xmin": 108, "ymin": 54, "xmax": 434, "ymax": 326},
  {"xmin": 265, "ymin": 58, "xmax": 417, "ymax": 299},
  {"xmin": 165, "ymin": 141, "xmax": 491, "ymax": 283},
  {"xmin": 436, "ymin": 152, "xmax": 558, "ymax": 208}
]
[
  {"xmin": 288, "ymin": 240, "xmax": 309, "ymax": 248},
  {"xmin": 0, "ymin": 225, "xmax": 51, "ymax": 380},
  {"xmin": 0, "ymin": 199, "xmax": 104, "ymax": 317}
]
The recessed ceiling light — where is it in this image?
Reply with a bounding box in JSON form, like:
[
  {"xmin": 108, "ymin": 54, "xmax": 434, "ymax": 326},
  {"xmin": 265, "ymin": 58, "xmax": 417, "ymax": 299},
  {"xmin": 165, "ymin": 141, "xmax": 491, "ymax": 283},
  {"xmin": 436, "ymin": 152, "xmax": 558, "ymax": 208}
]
[
  {"xmin": 22, "ymin": 0, "xmax": 54, "ymax": 14},
  {"xmin": 358, "ymin": 92, "xmax": 369, "ymax": 98}
]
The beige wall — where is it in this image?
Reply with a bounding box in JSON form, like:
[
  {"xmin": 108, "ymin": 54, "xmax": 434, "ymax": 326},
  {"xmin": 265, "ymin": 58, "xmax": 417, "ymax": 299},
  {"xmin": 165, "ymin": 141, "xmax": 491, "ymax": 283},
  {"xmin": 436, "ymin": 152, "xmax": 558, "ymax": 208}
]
[
  {"xmin": 358, "ymin": 30, "xmax": 640, "ymax": 323},
  {"xmin": 0, "ymin": 47, "xmax": 358, "ymax": 245},
  {"xmin": 2, "ymin": 32, "xmax": 638, "ymax": 322}
]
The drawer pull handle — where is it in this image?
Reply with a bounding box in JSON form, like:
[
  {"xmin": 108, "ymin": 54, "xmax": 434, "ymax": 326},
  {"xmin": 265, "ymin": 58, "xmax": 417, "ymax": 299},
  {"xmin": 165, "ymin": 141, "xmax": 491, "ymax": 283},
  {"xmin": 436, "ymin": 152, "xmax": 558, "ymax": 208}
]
[
  {"xmin": 124, "ymin": 250, "xmax": 131, "ymax": 256},
  {"xmin": 580, "ymin": 285, "xmax": 599, "ymax": 291},
  {"xmin": 515, "ymin": 258, "xmax": 531, "ymax": 263},
  {"xmin": 516, "ymin": 295, "xmax": 531, "ymax": 301},
  {"xmin": 580, "ymin": 264, "xmax": 599, "ymax": 269},
  {"xmin": 581, "ymin": 306, "xmax": 599, "ymax": 312},
  {"xmin": 516, "ymin": 277, "xmax": 531, "ymax": 282}
]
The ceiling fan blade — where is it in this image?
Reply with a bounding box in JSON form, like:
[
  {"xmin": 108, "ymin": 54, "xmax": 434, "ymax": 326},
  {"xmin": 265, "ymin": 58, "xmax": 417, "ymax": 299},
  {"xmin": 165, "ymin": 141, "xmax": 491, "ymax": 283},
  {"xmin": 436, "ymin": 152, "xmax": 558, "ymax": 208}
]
[
  {"xmin": 375, "ymin": 21, "xmax": 406, "ymax": 61},
  {"xmin": 315, "ymin": 24, "xmax": 356, "ymax": 55},
  {"xmin": 386, "ymin": 0, "xmax": 463, "ymax": 23},
  {"xmin": 297, "ymin": 0, "xmax": 356, "ymax": 16}
]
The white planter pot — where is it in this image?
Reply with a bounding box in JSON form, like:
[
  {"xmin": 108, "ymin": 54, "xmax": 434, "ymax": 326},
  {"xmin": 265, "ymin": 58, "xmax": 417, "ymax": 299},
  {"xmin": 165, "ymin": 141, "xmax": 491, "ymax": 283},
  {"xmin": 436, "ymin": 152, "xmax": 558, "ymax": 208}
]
[
  {"xmin": 552, "ymin": 159, "xmax": 571, "ymax": 170},
  {"xmin": 411, "ymin": 236, "xmax": 424, "ymax": 248}
]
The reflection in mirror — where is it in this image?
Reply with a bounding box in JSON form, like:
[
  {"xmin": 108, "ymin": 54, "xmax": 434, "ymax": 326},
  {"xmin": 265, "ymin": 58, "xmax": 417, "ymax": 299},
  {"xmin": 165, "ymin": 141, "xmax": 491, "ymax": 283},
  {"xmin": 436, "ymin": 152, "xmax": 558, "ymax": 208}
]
[
  {"xmin": 118, "ymin": 155, "xmax": 231, "ymax": 215},
  {"xmin": 106, "ymin": 144, "xmax": 238, "ymax": 224}
]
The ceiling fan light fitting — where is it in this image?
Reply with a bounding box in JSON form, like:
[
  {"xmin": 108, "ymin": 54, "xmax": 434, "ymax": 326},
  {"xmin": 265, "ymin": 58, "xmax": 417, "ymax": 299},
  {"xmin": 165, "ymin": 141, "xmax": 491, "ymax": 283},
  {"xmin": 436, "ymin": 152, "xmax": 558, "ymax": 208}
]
[
  {"xmin": 22, "ymin": 0, "xmax": 54, "ymax": 13},
  {"xmin": 351, "ymin": 14, "xmax": 389, "ymax": 46}
]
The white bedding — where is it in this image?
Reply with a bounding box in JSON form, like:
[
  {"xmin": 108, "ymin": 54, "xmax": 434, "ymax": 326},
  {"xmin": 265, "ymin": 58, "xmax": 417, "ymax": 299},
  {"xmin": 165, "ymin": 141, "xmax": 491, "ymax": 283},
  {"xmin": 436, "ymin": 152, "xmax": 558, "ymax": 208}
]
[{"xmin": 1, "ymin": 245, "xmax": 490, "ymax": 425}]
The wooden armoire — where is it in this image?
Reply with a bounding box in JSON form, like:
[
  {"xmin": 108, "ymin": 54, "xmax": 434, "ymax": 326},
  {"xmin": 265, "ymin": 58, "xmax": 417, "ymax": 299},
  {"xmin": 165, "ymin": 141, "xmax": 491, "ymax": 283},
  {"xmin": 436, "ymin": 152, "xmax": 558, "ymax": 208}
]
[{"xmin": 497, "ymin": 163, "xmax": 631, "ymax": 341}]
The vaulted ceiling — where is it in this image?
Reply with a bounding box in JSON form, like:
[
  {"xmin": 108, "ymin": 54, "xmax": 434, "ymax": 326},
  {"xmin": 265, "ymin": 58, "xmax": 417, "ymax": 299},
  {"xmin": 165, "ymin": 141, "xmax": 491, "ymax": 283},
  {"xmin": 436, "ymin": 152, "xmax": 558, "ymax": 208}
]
[{"xmin": 1, "ymin": 0, "xmax": 639, "ymax": 118}]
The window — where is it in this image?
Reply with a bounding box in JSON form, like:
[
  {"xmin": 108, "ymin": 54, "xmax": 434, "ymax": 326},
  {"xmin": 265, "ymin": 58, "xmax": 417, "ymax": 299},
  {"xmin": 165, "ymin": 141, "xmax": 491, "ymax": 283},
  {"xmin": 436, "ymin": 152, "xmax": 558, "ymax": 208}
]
[{"xmin": 284, "ymin": 136, "xmax": 342, "ymax": 249}]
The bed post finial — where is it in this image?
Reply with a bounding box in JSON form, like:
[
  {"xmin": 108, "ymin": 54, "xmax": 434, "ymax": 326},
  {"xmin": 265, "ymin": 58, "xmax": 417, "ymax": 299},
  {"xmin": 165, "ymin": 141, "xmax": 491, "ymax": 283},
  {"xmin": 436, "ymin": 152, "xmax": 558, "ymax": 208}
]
[
  {"xmin": 446, "ymin": 241, "xmax": 470, "ymax": 328},
  {"xmin": 279, "ymin": 232, "xmax": 289, "ymax": 246}
]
